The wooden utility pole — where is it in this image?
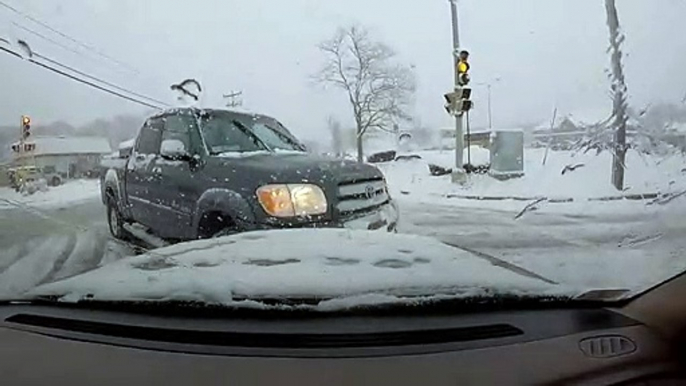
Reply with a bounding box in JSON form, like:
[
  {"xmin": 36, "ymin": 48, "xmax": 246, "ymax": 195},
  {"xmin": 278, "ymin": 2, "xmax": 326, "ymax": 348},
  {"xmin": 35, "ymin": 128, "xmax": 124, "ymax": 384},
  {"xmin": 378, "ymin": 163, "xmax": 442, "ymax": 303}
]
[{"xmin": 223, "ymin": 91, "xmax": 243, "ymax": 108}]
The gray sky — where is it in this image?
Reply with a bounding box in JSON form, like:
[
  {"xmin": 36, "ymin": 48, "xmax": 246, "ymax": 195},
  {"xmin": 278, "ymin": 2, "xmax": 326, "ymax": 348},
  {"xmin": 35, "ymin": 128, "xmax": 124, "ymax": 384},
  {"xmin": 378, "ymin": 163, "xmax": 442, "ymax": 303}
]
[{"xmin": 1, "ymin": 0, "xmax": 685, "ymax": 138}]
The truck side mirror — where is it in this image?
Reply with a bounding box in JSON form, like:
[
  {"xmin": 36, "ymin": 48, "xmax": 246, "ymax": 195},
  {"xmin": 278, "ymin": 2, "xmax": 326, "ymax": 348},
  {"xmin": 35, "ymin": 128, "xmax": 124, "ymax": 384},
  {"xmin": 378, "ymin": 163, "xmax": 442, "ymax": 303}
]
[
  {"xmin": 119, "ymin": 146, "xmax": 132, "ymax": 159},
  {"xmin": 160, "ymin": 139, "xmax": 191, "ymax": 161}
]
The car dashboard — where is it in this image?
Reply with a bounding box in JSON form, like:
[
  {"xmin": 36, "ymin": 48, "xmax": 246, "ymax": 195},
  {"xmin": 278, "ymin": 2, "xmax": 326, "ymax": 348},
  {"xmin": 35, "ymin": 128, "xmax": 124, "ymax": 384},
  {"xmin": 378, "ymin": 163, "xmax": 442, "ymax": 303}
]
[{"xmin": 0, "ymin": 303, "xmax": 684, "ymax": 386}]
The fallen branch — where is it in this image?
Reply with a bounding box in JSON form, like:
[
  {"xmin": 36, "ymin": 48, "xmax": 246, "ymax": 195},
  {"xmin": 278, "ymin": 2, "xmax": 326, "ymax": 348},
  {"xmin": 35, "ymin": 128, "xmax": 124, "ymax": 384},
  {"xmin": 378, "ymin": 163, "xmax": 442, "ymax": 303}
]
[
  {"xmin": 561, "ymin": 163, "xmax": 585, "ymax": 175},
  {"xmin": 428, "ymin": 164, "xmax": 452, "ymax": 177},
  {"xmin": 647, "ymin": 189, "xmax": 686, "ymax": 206},
  {"xmin": 514, "ymin": 198, "xmax": 548, "ymax": 220}
]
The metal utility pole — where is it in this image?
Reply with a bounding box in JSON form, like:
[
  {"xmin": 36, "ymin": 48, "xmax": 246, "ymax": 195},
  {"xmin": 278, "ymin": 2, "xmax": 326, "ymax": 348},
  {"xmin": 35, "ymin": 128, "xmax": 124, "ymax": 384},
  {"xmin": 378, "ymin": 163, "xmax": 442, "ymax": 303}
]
[
  {"xmin": 223, "ymin": 91, "xmax": 243, "ymax": 108},
  {"xmin": 476, "ymin": 79, "xmax": 500, "ymax": 130},
  {"xmin": 449, "ymin": 0, "xmax": 464, "ymax": 177},
  {"xmin": 486, "ymin": 84, "xmax": 492, "ymax": 130},
  {"xmin": 605, "ymin": 0, "xmax": 629, "ymax": 191}
]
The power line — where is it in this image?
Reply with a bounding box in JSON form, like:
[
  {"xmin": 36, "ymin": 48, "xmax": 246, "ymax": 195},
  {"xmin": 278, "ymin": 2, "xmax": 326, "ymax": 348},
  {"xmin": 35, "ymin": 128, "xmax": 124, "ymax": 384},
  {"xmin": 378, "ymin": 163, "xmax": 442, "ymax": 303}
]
[
  {"xmin": 0, "ymin": 45, "xmax": 164, "ymax": 110},
  {"xmin": 3, "ymin": 25, "xmax": 168, "ymax": 106},
  {"xmin": 12, "ymin": 22, "xmax": 169, "ymax": 106},
  {"xmin": 30, "ymin": 59, "xmax": 162, "ymax": 109},
  {"xmin": 34, "ymin": 53, "xmax": 170, "ymax": 107},
  {"xmin": 12, "ymin": 22, "xmax": 89, "ymax": 61},
  {"xmin": 0, "ymin": 0, "xmax": 139, "ymax": 73},
  {"xmin": 0, "ymin": 45, "xmax": 21, "ymax": 59}
]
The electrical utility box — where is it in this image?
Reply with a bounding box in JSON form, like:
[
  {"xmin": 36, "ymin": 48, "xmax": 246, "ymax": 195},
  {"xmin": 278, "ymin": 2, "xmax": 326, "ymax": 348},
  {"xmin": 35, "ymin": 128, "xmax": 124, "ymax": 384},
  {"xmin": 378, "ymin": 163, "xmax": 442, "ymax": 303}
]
[{"xmin": 489, "ymin": 130, "xmax": 524, "ymax": 180}]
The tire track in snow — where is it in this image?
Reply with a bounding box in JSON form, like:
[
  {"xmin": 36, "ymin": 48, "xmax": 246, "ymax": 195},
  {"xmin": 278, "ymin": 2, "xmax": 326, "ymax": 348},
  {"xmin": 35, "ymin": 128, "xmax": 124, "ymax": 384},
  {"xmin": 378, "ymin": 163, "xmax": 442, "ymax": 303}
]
[
  {"xmin": 0, "ymin": 243, "xmax": 28, "ymax": 276},
  {"xmin": 0, "ymin": 235, "xmax": 71, "ymax": 298},
  {"xmin": 49, "ymin": 230, "xmax": 109, "ymax": 282},
  {"xmin": 99, "ymin": 239, "xmax": 139, "ymax": 267},
  {"xmin": 35, "ymin": 233, "xmax": 78, "ymax": 286}
]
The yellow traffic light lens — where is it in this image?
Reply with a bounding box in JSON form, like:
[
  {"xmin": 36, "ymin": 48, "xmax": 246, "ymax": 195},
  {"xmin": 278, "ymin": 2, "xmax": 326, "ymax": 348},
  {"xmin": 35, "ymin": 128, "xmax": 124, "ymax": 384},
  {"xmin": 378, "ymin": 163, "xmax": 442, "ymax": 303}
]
[
  {"xmin": 457, "ymin": 61, "xmax": 469, "ymax": 74},
  {"xmin": 22, "ymin": 116, "xmax": 31, "ymax": 125}
]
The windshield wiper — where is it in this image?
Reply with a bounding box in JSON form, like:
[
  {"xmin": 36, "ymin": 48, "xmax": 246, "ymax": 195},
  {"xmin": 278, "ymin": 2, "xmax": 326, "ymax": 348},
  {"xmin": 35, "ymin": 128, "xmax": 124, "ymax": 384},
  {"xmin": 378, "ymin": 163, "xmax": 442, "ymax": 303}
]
[
  {"xmin": 231, "ymin": 120, "xmax": 271, "ymax": 151},
  {"xmin": 13, "ymin": 294, "xmax": 588, "ymax": 319},
  {"xmin": 441, "ymin": 241, "xmax": 558, "ymax": 285}
]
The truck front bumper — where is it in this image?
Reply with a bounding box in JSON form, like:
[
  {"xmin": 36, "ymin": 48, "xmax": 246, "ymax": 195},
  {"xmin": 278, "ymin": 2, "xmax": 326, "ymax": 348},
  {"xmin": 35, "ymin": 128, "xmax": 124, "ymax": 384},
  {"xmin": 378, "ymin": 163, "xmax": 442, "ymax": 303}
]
[
  {"xmin": 255, "ymin": 201, "xmax": 400, "ymax": 233},
  {"xmin": 341, "ymin": 201, "xmax": 399, "ymax": 232}
]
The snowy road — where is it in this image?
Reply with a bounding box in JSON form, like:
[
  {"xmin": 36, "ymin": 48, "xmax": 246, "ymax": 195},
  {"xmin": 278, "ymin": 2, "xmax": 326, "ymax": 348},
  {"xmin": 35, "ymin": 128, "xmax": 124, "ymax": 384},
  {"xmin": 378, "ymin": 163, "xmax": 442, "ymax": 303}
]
[
  {"xmin": 1, "ymin": 193, "xmax": 686, "ymax": 300},
  {"xmin": 397, "ymin": 197, "xmax": 686, "ymax": 291},
  {"xmin": 0, "ymin": 198, "xmax": 135, "ymax": 299}
]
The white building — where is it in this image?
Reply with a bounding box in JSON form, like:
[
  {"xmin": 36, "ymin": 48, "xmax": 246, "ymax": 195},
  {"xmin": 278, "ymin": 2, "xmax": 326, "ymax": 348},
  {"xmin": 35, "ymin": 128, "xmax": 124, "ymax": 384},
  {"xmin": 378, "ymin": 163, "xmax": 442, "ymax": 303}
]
[{"xmin": 12, "ymin": 136, "xmax": 112, "ymax": 178}]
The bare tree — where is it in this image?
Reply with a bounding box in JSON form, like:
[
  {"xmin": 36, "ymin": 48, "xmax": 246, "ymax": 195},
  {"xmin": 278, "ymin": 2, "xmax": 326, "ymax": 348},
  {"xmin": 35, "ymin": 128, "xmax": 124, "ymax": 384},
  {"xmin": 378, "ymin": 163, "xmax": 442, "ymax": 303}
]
[{"xmin": 315, "ymin": 26, "xmax": 415, "ymax": 162}]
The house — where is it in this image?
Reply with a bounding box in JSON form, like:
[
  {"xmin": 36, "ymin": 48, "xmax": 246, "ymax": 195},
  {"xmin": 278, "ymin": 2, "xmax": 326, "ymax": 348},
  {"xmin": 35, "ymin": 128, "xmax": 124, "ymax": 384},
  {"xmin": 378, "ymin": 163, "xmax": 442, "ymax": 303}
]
[{"xmin": 11, "ymin": 136, "xmax": 112, "ymax": 178}]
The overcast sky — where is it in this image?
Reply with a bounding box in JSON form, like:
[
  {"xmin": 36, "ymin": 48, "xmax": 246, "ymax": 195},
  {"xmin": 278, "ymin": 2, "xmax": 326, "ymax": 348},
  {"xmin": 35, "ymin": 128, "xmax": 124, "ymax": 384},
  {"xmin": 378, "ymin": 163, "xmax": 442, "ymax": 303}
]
[{"xmin": 1, "ymin": 0, "xmax": 685, "ymax": 138}]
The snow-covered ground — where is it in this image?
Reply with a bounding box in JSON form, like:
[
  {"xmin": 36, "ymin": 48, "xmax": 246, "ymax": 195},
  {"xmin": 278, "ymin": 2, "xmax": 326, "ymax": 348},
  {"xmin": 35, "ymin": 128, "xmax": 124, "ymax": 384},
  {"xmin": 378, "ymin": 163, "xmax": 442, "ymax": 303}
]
[
  {"xmin": 382, "ymin": 147, "xmax": 686, "ymax": 294},
  {"xmin": 0, "ymin": 179, "xmax": 101, "ymax": 210},
  {"xmin": 0, "ymin": 229, "xmax": 135, "ymax": 299},
  {"xmin": 380, "ymin": 148, "xmax": 686, "ymax": 201}
]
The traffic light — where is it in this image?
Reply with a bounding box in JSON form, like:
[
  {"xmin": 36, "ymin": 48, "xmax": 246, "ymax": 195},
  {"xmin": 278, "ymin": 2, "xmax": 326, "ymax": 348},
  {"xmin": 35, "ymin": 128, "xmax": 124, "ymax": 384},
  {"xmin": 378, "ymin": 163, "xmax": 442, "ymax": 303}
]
[
  {"xmin": 457, "ymin": 50, "xmax": 470, "ymax": 86},
  {"xmin": 21, "ymin": 115, "xmax": 31, "ymax": 140},
  {"xmin": 444, "ymin": 87, "xmax": 473, "ymax": 116}
]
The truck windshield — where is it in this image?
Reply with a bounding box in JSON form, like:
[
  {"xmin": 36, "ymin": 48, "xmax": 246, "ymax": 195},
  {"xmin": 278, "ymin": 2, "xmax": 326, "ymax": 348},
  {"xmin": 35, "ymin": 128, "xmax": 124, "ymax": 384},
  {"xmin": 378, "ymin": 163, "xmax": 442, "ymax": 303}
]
[
  {"xmin": 199, "ymin": 114, "xmax": 267, "ymax": 155},
  {"xmin": 199, "ymin": 114, "xmax": 303, "ymax": 154},
  {"xmin": 242, "ymin": 120, "xmax": 304, "ymax": 152}
]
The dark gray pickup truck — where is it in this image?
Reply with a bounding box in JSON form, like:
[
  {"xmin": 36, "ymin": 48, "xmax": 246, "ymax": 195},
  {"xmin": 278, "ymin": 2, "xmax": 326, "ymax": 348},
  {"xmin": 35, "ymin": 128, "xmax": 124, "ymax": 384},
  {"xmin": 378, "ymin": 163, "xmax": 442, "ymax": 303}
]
[{"xmin": 101, "ymin": 108, "xmax": 398, "ymax": 241}]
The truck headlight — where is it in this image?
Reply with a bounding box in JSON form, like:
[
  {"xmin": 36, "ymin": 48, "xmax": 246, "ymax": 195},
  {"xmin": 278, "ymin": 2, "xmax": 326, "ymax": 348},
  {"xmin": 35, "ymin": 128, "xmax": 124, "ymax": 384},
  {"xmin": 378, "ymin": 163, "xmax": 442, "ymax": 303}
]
[{"xmin": 256, "ymin": 184, "xmax": 328, "ymax": 218}]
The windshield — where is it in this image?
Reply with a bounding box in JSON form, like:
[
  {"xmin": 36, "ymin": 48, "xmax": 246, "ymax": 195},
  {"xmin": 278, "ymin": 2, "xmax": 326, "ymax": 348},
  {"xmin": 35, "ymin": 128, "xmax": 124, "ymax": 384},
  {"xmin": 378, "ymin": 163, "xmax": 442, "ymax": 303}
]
[
  {"xmin": 249, "ymin": 121, "xmax": 304, "ymax": 152},
  {"xmin": 199, "ymin": 114, "xmax": 267, "ymax": 154},
  {"xmin": 1, "ymin": 0, "xmax": 686, "ymax": 312},
  {"xmin": 199, "ymin": 113, "xmax": 304, "ymax": 154}
]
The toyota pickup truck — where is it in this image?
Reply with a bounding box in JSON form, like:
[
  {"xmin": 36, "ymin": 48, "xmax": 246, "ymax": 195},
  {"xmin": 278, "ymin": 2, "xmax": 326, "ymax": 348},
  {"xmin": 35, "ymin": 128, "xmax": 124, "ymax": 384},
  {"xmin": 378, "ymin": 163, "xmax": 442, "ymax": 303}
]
[{"xmin": 101, "ymin": 108, "xmax": 398, "ymax": 241}]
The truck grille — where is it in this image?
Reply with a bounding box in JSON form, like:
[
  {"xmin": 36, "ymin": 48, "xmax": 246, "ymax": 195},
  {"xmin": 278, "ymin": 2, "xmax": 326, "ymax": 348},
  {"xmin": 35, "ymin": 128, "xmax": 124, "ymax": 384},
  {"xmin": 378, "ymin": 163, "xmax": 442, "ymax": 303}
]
[{"xmin": 337, "ymin": 178, "xmax": 389, "ymax": 215}]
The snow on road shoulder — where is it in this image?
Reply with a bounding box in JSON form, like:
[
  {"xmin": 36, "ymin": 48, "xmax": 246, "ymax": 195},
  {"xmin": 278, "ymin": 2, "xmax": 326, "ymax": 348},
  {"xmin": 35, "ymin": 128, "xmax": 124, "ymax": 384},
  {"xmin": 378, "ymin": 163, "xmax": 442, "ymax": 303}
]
[
  {"xmin": 29, "ymin": 229, "xmax": 573, "ymax": 310},
  {"xmin": 379, "ymin": 148, "xmax": 686, "ymax": 203},
  {"xmin": 0, "ymin": 179, "xmax": 100, "ymax": 210}
]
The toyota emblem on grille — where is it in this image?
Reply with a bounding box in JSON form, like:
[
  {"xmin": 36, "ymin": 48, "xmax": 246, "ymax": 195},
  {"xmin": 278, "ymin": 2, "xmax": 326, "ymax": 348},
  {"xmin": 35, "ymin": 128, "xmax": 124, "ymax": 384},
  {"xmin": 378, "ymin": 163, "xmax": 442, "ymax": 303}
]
[{"xmin": 365, "ymin": 185, "xmax": 376, "ymax": 199}]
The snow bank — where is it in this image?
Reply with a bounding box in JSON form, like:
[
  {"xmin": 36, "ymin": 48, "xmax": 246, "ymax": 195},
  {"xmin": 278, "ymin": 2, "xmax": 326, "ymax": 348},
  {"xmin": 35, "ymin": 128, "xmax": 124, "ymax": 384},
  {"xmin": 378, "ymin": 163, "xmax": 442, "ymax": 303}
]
[
  {"xmin": 379, "ymin": 148, "xmax": 686, "ymax": 201},
  {"xmin": 0, "ymin": 179, "xmax": 100, "ymax": 210},
  {"xmin": 29, "ymin": 229, "xmax": 574, "ymax": 310}
]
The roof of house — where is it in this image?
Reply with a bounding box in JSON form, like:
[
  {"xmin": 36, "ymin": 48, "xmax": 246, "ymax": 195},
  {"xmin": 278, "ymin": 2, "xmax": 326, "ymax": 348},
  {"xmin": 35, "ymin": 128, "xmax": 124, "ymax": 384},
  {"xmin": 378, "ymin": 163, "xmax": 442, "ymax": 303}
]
[{"xmin": 15, "ymin": 136, "xmax": 112, "ymax": 156}]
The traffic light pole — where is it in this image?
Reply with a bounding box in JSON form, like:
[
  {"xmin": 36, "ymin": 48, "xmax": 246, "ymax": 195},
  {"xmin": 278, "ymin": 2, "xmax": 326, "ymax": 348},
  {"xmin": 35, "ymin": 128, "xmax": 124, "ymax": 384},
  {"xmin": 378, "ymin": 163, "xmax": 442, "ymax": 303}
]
[
  {"xmin": 605, "ymin": 0, "xmax": 628, "ymax": 191},
  {"xmin": 449, "ymin": 0, "xmax": 465, "ymax": 182},
  {"xmin": 18, "ymin": 116, "xmax": 24, "ymax": 166}
]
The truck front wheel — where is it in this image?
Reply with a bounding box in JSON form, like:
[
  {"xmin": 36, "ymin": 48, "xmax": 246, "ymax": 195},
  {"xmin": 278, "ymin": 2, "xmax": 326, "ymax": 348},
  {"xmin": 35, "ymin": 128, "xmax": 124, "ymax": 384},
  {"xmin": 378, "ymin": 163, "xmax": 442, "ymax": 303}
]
[
  {"xmin": 107, "ymin": 196, "xmax": 125, "ymax": 240},
  {"xmin": 198, "ymin": 211, "xmax": 238, "ymax": 239}
]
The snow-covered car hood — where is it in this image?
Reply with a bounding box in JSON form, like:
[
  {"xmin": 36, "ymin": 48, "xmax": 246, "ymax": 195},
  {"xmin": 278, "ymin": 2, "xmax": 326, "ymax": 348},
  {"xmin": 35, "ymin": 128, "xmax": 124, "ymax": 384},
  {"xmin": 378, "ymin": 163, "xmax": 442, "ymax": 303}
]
[{"xmin": 28, "ymin": 229, "xmax": 578, "ymax": 311}]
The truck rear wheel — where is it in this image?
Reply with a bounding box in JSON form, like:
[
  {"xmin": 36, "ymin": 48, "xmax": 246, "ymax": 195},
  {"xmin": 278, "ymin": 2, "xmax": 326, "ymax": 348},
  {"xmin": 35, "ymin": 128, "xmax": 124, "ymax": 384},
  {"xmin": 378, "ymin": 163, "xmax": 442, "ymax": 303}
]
[{"xmin": 107, "ymin": 196, "xmax": 125, "ymax": 240}]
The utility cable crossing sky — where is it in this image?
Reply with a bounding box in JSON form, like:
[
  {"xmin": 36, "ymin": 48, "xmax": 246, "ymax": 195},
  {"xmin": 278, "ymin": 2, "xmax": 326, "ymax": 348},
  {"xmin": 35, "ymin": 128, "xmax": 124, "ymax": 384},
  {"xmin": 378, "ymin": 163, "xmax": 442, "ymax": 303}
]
[{"xmin": 0, "ymin": 0, "xmax": 169, "ymax": 110}]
